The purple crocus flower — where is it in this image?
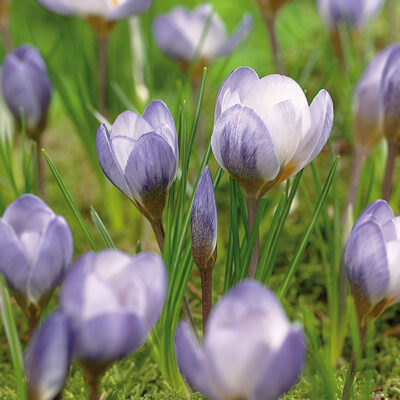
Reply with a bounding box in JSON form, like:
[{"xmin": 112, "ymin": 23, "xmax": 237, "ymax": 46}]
[
  {"xmin": 59, "ymin": 250, "xmax": 167, "ymax": 365},
  {"xmin": 0, "ymin": 195, "xmax": 73, "ymax": 319},
  {"xmin": 1, "ymin": 45, "xmax": 52, "ymax": 134},
  {"xmin": 175, "ymin": 280, "xmax": 305, "ymax": 400},
  {"xmin": 152, "ymin": 3, "xmax": 252, "ymax": 64},
  {"xmin": 25, "ymin": 311, "xmax": 73, "ymax": 400},
  {"xmin": 345, "ymin": 200, "xmax": 400, "ymax": 321},
  {"xmin": 35, "ymin": 0, "xmax": 153, "ymax": 20},
  {"xmin": 211, "ymin": 67, "xmax": 333, "ymax": 200},
  {"xmin": 191, "ymin": 166, "xmax": 217, "ymax": 269},
  {"xmin": 317, "ymin": 0, "xmax": 384, "ymax": 31},
  {"xmin": 353, "ymin": 44, "xmax": 400, "ymax": 155},
  {"xmin": 96, "ymin": 100, "xmax": 179, "ymax": 223},
  {"xmin": 381, "ymin": 46, "xmax": 400, "ymax": 145}
]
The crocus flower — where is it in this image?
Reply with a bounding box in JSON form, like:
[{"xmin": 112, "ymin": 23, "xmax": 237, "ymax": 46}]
[
  {"xmin": 175, "ymin": 280, "xmax": 305, "ymax": 400},
  {"xmin": 0, "ymin": 194, "xmax": 73, "ymax": 321},
  {"xmin": 25, "ymin": 311, "xmax": 73, "ymax": 400},
  {"xmin": 211, "ymin": 67, "xmax": 333, "ymax": 201},
  {"xmin": 345, "ymin": 200, "xmax": 400, "ymax": 322},
  {"xmin": 59, "ymin": 250, "xmax": 167, "ymax": 366},
  {"xmin": 191, "ymin": 166, "xmax": 217, "ymax": 270},
  {"xmin": 1, "ymin": 45, "xmax": 52, "ymax": 135},
  {"xmin": 35, "ymin": 0, "xmax": 153, "ymax": 21},
  {"xmin": 353, "ymin": 44, "xmax": 400, "ymax": 156},
  {"xmin": 96, "ymin": 100, "xmax": 179, "ymax": 223},
  {"xmin": 152, "ymin": 3, "xmax": 252, "ymax": 65},
  {"xmin": 317, "ymin": 0, "xmax": 384, "ymax": 31}
]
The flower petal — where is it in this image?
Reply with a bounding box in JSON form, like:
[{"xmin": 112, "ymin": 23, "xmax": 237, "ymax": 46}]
[
  {"xmin": 385, "ymin": 241, "xmax": 400, "ymax": 302},
  {"xmin": 108, "ymin": 0, "xmax": 153, "ymax": 20},
  {"xmin": 35, "ymin": 0, "xmax": 73, "ymax": 14},
  {"xmin": 25, "ymin": 311, "xmax": 73, "ymax": 400},
  {"xmin": 214, "ymin": 67, "xmax": 259, "ymax": 122},
  {"xmin": 96, "ymin": 123, "xmax": 132, "ymax": 197},
  {"xmin": 353, "ymin": 199, "xmax": 394, "ymax": 230},
  {"xmin": 175, "ymin": 321, "xmax": 215, "ymax": 398},
  {"xmin": 211, "ymin": 104, "xmax": 280, "ymax": 194},
  {"xmin": 110, "ymin": 110, "xmax": 152, "ymax": 140}
]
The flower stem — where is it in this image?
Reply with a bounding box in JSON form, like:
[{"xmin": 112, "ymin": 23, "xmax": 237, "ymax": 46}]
[
  {"xmin": 0, "ymin": 20, "xmax": 12, "ymax": 52},
  {"xmin": 27, "ymin": 314, "xmax": 39, "ymax": 341},
  {"xmin": 246, "ymin": 196, "xmax": 260, "ymax": 278},
  {"xmin": 341, "ymin": 323, "xmax": 368, "ymax": 400},
  {"xmin": 264, "ymin": 15, "xmax": 284, "ymax": 74},
  {"xmin": 36, "ymin": 133, "xmax": 45, "ymax": 197},
  {"xmin": 98, "ymin": 35, "xmax": 108, "ymax": 115},
  {"xmin": 200, "ymin": 268, "xmax": 212, "ymax": 333},
  {"xmin": 149, "ymin": 219, "xmax": 198, "ymax": 338},
  {"xmin": 343, "ymin": 150, "xmax": 364, "ymax": 222},
  {"xmin": 84, "ymin": 370, "xmax": 101, "ymax": 400},
  {"xmin": 382, "ymin": 141, "xmax": 398, "ymax": 201}
]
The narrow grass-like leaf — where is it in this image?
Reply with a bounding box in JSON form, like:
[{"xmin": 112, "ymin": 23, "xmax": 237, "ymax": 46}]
[
  {"xmin": 42, "ymin": 149, "xmax": 99, "ymax": 251},
  {"xmin": 90, "ymin": 206, "xmax": 116, "ymax": 249}
]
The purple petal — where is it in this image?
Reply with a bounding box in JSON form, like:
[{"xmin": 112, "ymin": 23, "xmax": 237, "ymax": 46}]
[
  {"xmin": 345, "ymin": 221, "xmax": 390, "ymax": 304},
  {"xmin": 152, "ymin": 13, "xmax": 196, "ymax": 61},
  {"xmin": 2, "ymin": 45, "xmax": 52, "ymax": 130},
  {"xmin": 27, "ymin": 216, "xmax": 73, "ymax": 304},
  {"xmin": 124, "ymin": 132, "xmax": 177, "ymax": 216},
  {"xmin": 353, "ymin": 199, "xmax": 394, "ymax": 231},
  {"xmin": 0, "ymin": 220, "xmax": 31, "ymax": 295},
  {"xmin": 214, "ymin": 67, "xmax": 259, "ymax": 122},
  {"xmin": 110, "ymin": 110, "xmax": 153, "ymax": 140},
  {"xmin": 217, "ymin": 14, "xmax": 253, "ymax": 57},
  {"xmin": 96, "ymin": 123, "xmax": 132, "ymax": 198},
  {"xmin": 35, "ymin": 0, "xmax": 73, "ymax": 15},
  {"xmin": 25, "ymin": 311, "xmax": 73, "ymax": 400},
  {"xmin": 175, "ymin": 321, "xmax": 215, "ymax": 398},
  {"xmin": 143, "ymin": 100, "xmax": 179, "ymax": 159},
  {"xmin": 108, "ymin": 0, "xmax": 153, "ymax": 20},
  {"xmin": 253, "ymin": 325, "xmax": 306, "ymax": 400},
  {"xmin": 211, "ymin": 104, "xmax": 279, "ymax": 195},
  {"xmin": 74, "ymin": 312, "xmax": 146, "ymax": 363},
  {"xmin": 191, "ymin": 166, "xmax": 217, "ymax": 267}
]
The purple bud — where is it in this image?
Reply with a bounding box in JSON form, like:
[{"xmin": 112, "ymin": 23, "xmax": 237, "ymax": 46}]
[
  {"xmin": 317, "ymin": 0, "xmax": 384, "ymax": 31},
  {"xmin": 59, "ymin": 250, "xmax": 167, "ymax": 366},
  {"xmin": 35, "ymin": 0, "xmax": 153, "ymax": 20},
  {"xmin": 152, "ymin": 4, "xmax": 252, "ymax": 63},
  {"xmin": 382, "ymin": 46, "xmax": 400, "ymax": 144},
  {"xmin": 2, "ymin": 45, "xmax": 52, "ymax": 134},
  {"xmin": 25, "ymin": 311, "xmax": 73, "ymax": 400},
  {"xmin": 211, "ymin": 67, "xmax": 333, "ymax": 199},
  {"xmin": 0, "ymin": 194, "xmax": 73, "ymax": 318},
  {"xmin": 353, "ymin": 44, "xmax": 400, "ymax": 154},
  {"xmin": 175, "ymin": 280, "xmax": 305, "ymax": 400},
  {"xmin": 345, "ymin": 200, "xmax": 400, "ymax": 320},
  {"xmin": 191, "ymin": 166, "xmax": 217, "ymax": 269},
  {"xmin": 96, "ymin": 100, "xmax": 179, "ymax": 222}
]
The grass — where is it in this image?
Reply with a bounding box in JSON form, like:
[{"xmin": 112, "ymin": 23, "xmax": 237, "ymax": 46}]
[{"xmin": 1, "ymin": 0, "xmax": 400, "ymax": 398}]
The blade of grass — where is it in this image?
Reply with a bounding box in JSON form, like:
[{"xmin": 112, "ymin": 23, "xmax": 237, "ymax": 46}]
[{"xmin": 90, "ymin": 206, "xmax": 116, "ymax": 249}]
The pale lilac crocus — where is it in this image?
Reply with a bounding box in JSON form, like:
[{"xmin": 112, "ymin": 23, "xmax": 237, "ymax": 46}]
[
  {"xmin": 345, "ymin": 200, "xmax": 400, "ymax": 323},
  {"xmin": 1, "ymin": 45, "xmax": 52, "ymax": 136},
  {"xmin": 0, "ymin": 194, "xmax": 73, "ymax": 330},
  {"xmin": 35, "ymin": 0, "xmax": 153, "ymax": 21},
  {"xmin": 96, "ymin": 100, "xmax": 178, "ymax": 238},
  {"xmin": 317, "ymin": 0, "xmax": 385, "ymax": 31},
  {"xmin": 152, "ymin": 3, "xmax": 252, "ymax": 66},
  {"xmin": 175, "ymin": 280, "xmax": 305, "ymax": 400},
  {"xmin": 25, "ymin": 311, "xmax": 73, "ymax": 400}
]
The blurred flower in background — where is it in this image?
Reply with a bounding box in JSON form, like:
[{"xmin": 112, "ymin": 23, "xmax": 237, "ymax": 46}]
[
  {"xmin": 175, "ymin": 280, "xmax": 305, "ymax": 400},
  {"xmin": 345, "ymin": 200, "xmax": 400, "ymax": 324},
  {"xmin": 1, "ymin": 44, "xmax": 52, "ymax": 136},
  {"xmin": 317, "ymin": 0, "xmax": 385, "ymax": 31},
  {"xmin": 25, "ymin": 311, "xmax": 73, "ymax": 400},
  {"xmin": 0, "ymin": 194, "xmax": 73, "ymax": 334},
  {"xmin": 152, "ymin": 3, "xmax": 252, "ymax": 73}
]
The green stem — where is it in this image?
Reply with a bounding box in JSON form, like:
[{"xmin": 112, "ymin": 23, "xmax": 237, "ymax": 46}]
[
  {"xmin": 264, "ymin": 15, "xmax": 284, "ymax": 74},
  {"xmin": 382, "ymin": 141, "xmax": 398, "ymax": 201},
  {"xmin": 246, "ymin": 196, "xmax": 260, "ymax": 278},
  {"xmin": 98, "ymin": 35, "xmax": 108, "ymax": 115}
]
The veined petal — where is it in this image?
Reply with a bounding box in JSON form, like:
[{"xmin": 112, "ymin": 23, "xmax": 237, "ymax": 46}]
[
  {"xmin": 345, "ymin": 221, "xmax": 390, "ymax": 305},
  {"xmin": 214, "ymin": 67, "xmax": 259, "ymax": 122},
  {"xmin": 385, "ymin": 241, "xmax": 400, "ymax": 303},
  {"xmin": 263, "ymin": 99, "xmax": 302, "ymax": 167},
  {"xmin": 211, "ymin": 104, "xmax": 279, "ymax": 196},
  {"xmin": 96, "ymin": 123, "xmax": 132, "ymax": 197},
  {"xmin": 143, "ymin": 100, "xmax": 178, "ymax": 159},
  {"xmin": 175, "ymin": 322, "xmax": 215, "ymax": 398},
  {"xmin": 353, "ymin": 199, "xmax": 394, "ymax": 230},
  {"xmin": 27, "ymin": 216, "xmax": 73, "ymax": 304},
  {"xmin": 110, "ymin": 110, "xmax": 153, "ymax": 140}
]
